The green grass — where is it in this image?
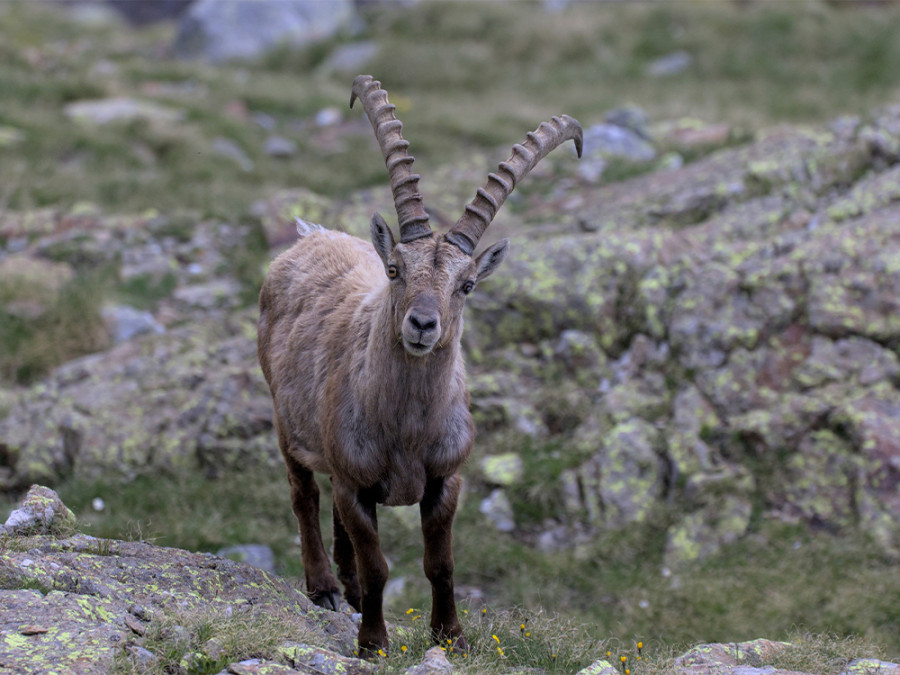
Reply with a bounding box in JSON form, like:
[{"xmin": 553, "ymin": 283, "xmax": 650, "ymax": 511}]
[
  {"xmin": 0, "ymin": 268, "xmax": 110, "ymax": 382},
  {"xmin": 2, "ymin": 1, "xmax": 900, "ymax": 217},
  {"xmin": 3, "ymin": 0, "xmax": 900, "ymax": 382},
  {"xmin": 16, "ymin": 467, "xmax": 895, "ymax": 663},
  {"xmin": 113, "ymin": 604, "xmax": 320, "ymax": 674}
]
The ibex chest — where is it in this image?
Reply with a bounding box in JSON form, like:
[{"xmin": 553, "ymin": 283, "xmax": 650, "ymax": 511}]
[{"xmin": 330, "ymin": 393, "xmax": 474, "ymax": 505}]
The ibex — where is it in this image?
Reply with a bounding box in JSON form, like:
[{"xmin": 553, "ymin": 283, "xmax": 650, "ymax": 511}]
[{"xmin": 258, "ymin": 75, "xmax": 582, "ymax": 655}]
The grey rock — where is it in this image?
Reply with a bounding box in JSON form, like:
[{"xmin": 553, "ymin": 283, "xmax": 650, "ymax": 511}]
[
  {"xmin": 605, "ymin": 105, "xmax": 651, "ymax": 139},
  {"xmin": 404, "ymin": 646, "xmax": 454, "ymax": 674},
  {"xmin": 64, "ymin": 97, "xmax": 184, "ymax": 125},
  {"xmin": 0, "ymin": 125, "xmax": 25, "ymax": 148},
  {"xmin": 315, "ymin": 106, "xmax": 344, "ymax": 127},
  {"xmin": 126, "ymin": 645, "xmax": 158, "ymax": 669},
  {"xmin": 172, "ymin": 278, "xmax": 243, "ymax": 309},
  {"xmin": 383, "ymin": 576, "xmax": 406, "ymax": 603},
  {"xmin": 479, "ymin": 489, "xmax": 515, "ymax": 532},
  {"xmin": 263, "ymin": 135, "xmax": 298, "ymax": 158},
  {"xmin": 106, "ymin": 0, "xmax": 192, "ymax": 26},
  {"xmin": 2, "ymin": 485, "xmax": 75, "ymax": 536},
  {"xmin": 102, "ymin": 305, "xmax": 165, "ymax": 344},
  {"xmin": 480, "ymin": 453, "xmax": 524, "ymax": 486},
  {"xmin": 840, "ymin": 659, "xmax": 900, "ymax": 675},
  {"xmin": 217, "ymin": 544, "xmax": 276, "ymax": 574},
  {"xmin": 0, "ymin": 311, "xmax": 276, "ymax": 491},
  {"xmin": 647, "ymin": 50, "xmax": 693, "ymax": 77},
  {"xmin": 319, "ymin": 41, "xmax": 379, "ymax": 74},
  {"xmin": 574, "ymin": 659, "xmax": 619, "ymax": 675},
  {"xmin": 582, "ymin": 123, "xmax": 656, "ymax": 162},
  {"xmin": 274, "ymin": 644, "xmax": 375, "ymax": 674},
  {"xmin": 0, "ymin": 507, "xmax": 361, "ymax": 672},
  {"xmin": 212, "ymin": 137, "xmax": 254, "ymax": 172},
  {"xmin": 173, "ymin": 0, "xmax": 356, "ymax": 63}
]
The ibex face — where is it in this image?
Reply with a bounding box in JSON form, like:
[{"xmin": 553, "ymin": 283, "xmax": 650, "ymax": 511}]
[{"xmin": 369, "ymin": 213, "xmax": 509, "ymax": 356}]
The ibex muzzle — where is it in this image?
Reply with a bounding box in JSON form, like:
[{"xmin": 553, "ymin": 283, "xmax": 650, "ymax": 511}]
[
  {"xmin": 257, "ymin": 75, "xmax": 582, "ymax": 656},
  {"xmin": 404, "ymin": 295, "xmax": 440, "ymax": 353}
]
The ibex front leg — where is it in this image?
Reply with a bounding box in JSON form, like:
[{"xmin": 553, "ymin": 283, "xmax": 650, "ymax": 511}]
[
  {"xmin": 332, "ymin": 480, "xmax": 389, "ymax": 655},
  {"xmin": 421, "ymin": 475, "xmax": 468, "ymax": 651}
]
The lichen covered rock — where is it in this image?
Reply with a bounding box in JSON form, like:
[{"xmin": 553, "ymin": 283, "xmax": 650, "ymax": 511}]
[{"xmin": 0, "ymin": 490, "xmax": 361, "ymax": 673}]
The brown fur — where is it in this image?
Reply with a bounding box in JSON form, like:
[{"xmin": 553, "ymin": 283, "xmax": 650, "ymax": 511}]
[{"xmin": 258, "ymin": 227, "xmax": 505, "ymax": 654}]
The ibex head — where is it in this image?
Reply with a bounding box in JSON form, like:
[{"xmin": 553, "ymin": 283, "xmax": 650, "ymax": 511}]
[{"xmin": 351, "ymin": 75, "xmax": 583, "ymax": 357}]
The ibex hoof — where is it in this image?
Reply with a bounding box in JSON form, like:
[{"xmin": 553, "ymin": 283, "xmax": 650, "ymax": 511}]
[
  {"xmin": 308, "ymin": 588, "xmax": 341, "ymax": 612},
  {"xmin": 357, "ymin": 632, "xmax": 389, "ymax": 659},
  {"xmin": 435, "ymin": 631, "xmax": 469, "ymax": 654}
]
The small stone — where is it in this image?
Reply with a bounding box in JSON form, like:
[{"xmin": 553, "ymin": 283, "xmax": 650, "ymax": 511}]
[
  {"xmin": 129, "ymin": 604, "xmax": 152, "ymax": 621},
  {"xmin": 319, "ymin": 41, "xmax": 379, "ymax": 74},
  {"xmin": 582, "ymin": 123, "xmax": 656, "ymax": 162},
  {"xmin": 479, "ymin": 489, "xmax": 515, "ymax": 532},
  {"xmin": 605, "ymin": 105, "xmax": 651, "ymax": 139},
  {"xmin": 574, "ymin": 659, "xmax": 619, "ymax": 675},
  {"xmin": 3, "ymin": 485, "xmax": 76, "ymax": 536},
  {"xmin": 647, "ymin": 50, "xmax": 693, "ymax": 77},
  {"xmin": 315, "ymin": 106, "xmax": 343, "ymax": 127},
  {"xmin": 124, "ymin": 614, "xmax": 147, "ymax": 635},
  {"xmin": 404, "ymin": 645, "xmax": 453, "ymax": 674},
  {"xmin": 0, "ymin": 125, "xmax": 26, "ymax": 148},
  {"xmin": 480, "ymin": 453, "xmax": 524, "ymax": 486},
  {"xmin": 217, "ymin": 544, "xmax": 276, "ymax": 574},
  {"xmin": 102, "ymin": 304, "xmax": 165, "ymax": 344},
  {"xmin": 18, "ymin": 625, "xmax": 49, "ymax": 635},
  {"xmin": 263, "ymin": 135, "xmax": 298, "ymax": 158},
  {"xmin": 212, "ymin": 137, "xmax": 254, "ymax": 172},
  {"xmin": 203, "ymin": 637, "xmax": 226, "ymax": 661},
  {"xmin": 384, "ymin": 576, "xmax": 406, "ymax": 602},
  {"xmin": 127, "ymin": 645, "xmax": 158, "ymax": 669},
  {"xmin": 64, "ymin": 97, "xmax": 184, "ymax": 125}
]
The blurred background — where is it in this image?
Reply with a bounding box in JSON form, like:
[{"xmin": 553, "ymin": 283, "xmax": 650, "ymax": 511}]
[{"xmin": 1, "ymin": 0, "xmax": 899, "ymax": 659}]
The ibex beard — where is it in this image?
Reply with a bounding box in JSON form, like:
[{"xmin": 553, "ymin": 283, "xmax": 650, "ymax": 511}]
[{"xmin": 257, "ymin": 75, "xmax": 582, "ymax": 657}]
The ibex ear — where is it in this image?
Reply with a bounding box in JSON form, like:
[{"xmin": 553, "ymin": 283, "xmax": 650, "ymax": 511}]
[
  {"xmin": 474, "ymin": 238, "xmax": 510, "ymax": 282},
  {"xmin": 370, "ymin": 212, "xmax": 396, "ymax": 267}
]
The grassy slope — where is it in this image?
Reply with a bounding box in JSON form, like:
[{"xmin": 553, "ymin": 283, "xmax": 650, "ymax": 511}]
[
  {"xmin": 2, "ymin": 0, "xmax": 900, "ymax": 669},
  {"xmin": 1, "ymin": 2, "xmax": 900, "ymax": 217}
]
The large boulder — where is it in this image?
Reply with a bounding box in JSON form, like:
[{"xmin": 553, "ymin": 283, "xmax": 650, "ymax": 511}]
[
  {"xmin": 172, "ymin": 0, "xmax": 357, "ymax": 63},
  {"xmin": 0, "ymin": 488, "xmax": 365, "ymax": 673},
  {"xmin": 0, "ymin": 311, "xmax": 275, "ymax": 491},
  {"xmin": 466, "ymin": 104, "xmax": 900, "ymax": 562}
]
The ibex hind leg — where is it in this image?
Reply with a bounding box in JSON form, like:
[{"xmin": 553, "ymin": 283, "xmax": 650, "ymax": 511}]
[
  {"xmin": 421, "ymin": 475, "xmax": 468, "ymax": 652},
  {"xmin": 282, "ymin": 451, "xmax": 341, "ymax": 612},
  {"xmin": 332, "ymin": 492, "xmax": 362, "ymax": 612},
  {"xmin": 333, "ymin": 480, "xmax": 389, "ymax": 656}
]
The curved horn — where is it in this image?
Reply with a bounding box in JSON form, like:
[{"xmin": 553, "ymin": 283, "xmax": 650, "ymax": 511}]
[
  {"xmin": 446, "ymin": 114, "xmax": 583, "ymax": 255},
  {"xmin": 350, "ymin": 75, "xmax": 432, "ymax": 243}
]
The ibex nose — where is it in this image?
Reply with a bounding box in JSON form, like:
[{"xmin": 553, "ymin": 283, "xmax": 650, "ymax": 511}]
[
  {"xmin": 402, "ymin": 299, "xmax": 441, "ymax": 355},
  {"xmin": 408, "ymin": 312, "xmax": 437, "ymax": 332}
]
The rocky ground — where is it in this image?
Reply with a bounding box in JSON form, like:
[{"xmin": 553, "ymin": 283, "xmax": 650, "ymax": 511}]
[{"xmin": 3, "ymin": 486, "xmax": 899, "ymax": 674}]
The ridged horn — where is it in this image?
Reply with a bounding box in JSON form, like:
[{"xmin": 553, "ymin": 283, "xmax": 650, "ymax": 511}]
[
  {"xmin": 446, "ymin": 114, "xmax": 583, "ymax": 255},
  {"xmin": 350, "ymin": 75, "xmax": 432, "ymax": 243}
]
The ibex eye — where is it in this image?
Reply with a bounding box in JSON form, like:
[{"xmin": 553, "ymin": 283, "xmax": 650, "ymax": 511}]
[
  {"xmin": 387, "ymin": 265, "xmax": 399, "ymax": 279},
  {"xmin": 461, "ymin": 280, "xmax": 475, "ymax": 295}
]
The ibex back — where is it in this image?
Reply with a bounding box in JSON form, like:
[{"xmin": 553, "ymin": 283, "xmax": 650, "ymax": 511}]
[{"xmin": 258, "ymin": 75, "xmax": 582, "ymax": 656}]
